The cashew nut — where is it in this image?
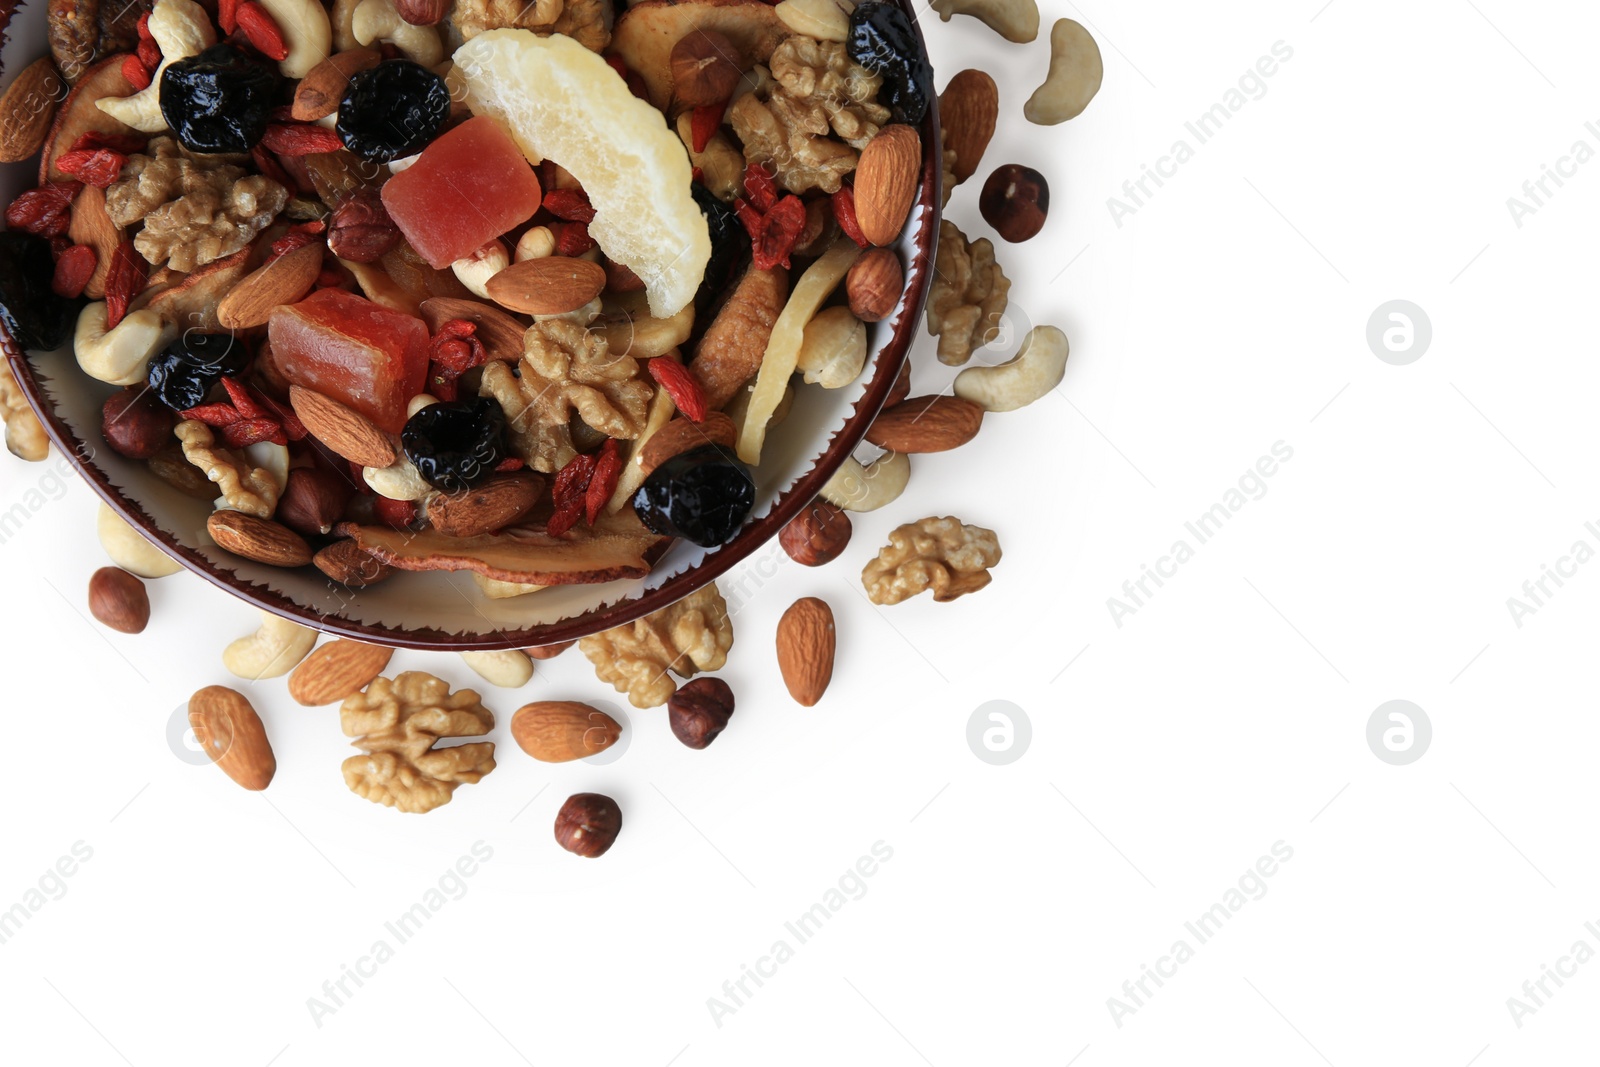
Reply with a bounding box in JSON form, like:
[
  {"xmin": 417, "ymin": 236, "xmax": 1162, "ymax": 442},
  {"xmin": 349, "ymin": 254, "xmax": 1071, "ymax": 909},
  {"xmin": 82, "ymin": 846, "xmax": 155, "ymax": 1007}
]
[
  {"xmin": 514, "ymin": 226, "xmax": 555, "ymax": 262},
  {"xmin": 929, "ymin": 0, "xmax": 1037, "ymax": 43},
  {"xmin": 352, "ymin": 0, "xmax": 443, "ymax": 66},
  {"xmin": 820, "ymin": 449, "xmax": 910, "ymax": 512},
  {"xmin": 775, "ymin": 0, "xmax": 855, "ymax": 42},
  {"xmin": 796, "ymin": 306, "xmax": 866, "ymax": 389},
  {"xmin": 75, "ymin": 303, "xmax": 179, "ymax": 387},
  {"xmin": 256, "ymin": 0, "xmax": 333, "ymax": 78},
  {"xmin": 459, "ymin": 649, "xmax": 533, "ymax": 689},
  {"xmin": 534, "ymin": 295, "xmax": 602, "ymax": 326},
  {"xmin": 451, "ymin": 239, "xmax": 510, "ymax": 300},
  {"xmin": 406, "ymin": 393, "xmax": 439, "ymax": 418},
  {"xmin": 388, "ymin": 152, "xmax": 422, "ymax": 174},
  {"xmin": 1024, "ymin": 19, "xmax": 1103, "ymax": 124},
  {"xmin": 223, "ymin": 610, "xmax": 318, "ymax": 679},
  {"xmin": 473, "ymin": 574, "xmax": 547, "ymax": 599},
  {"xmin": 96, "ymin": 0, "xmax": 216, "ymax": 131},
  {"xmin": 331, "ymin": 0, "xmax": 361, "ymax": 51},
  {"xmin": 954, "ymin": 325, "xmax": 1068, "ymax": 412},
  {"xmin": 364, "ymin": 455, "xmax": 431, "ymax": 500},
  {"xmin": 97, "ymin": 502, "xmax": 183, "ymax": 578}
]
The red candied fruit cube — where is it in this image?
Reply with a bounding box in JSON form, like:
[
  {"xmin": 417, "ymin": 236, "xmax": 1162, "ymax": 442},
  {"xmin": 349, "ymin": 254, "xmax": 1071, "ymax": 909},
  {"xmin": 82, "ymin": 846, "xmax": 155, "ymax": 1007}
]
[
  {"xmin": 380, "ymin": 116, "xmax": 542, "ymax": 269},
  {"xmin": 268, "ymin": 289, "xmax": 430, "ymax": 433}
]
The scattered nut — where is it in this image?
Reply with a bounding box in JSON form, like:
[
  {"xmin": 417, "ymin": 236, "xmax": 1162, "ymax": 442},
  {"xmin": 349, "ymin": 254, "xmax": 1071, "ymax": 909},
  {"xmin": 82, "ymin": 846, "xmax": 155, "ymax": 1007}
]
[
  {"xmin": 776, "ymin": 596, "xmax": 835, "ymax": 706},
  {"xmin": 926, "ymin": 220, "xmax": 1010, "ymax": 366},
  {"xmin": 207, "ymin": 510, "xmax": 314, "ymax": 568},
  {"xmin": 953, "ymin": 324, "xmax": 1068, "ymax": 412},
  {"xmin": 930, "ymin": 0, "xmax": 1038, "ymax": 43},
  {"xmin": 451, "ymin": 238, "xmax": 511, "ymax": 300},
  {"xmin": 514, "ymin": 225, "xmax": 555, "ymax": 262},
  {"xmin": 846, "ymin": 247, "xmax": 903, "ymax": 323},
  {"xmin": 511, "ymin": 701, "xmax": 622, "ymax": 762},
  {"xmin": 780, "ymin": 498, "xmax": 852, "ymax": 566},
  {"xmin": 74, "ymin": 303, "xmax": 178, "ymax": 386},
  {"xmin": 96, "ymin": 502, "xmax": 182, "ymax": 578},
  {"xmin": 189, "ymin": 685, "xmax": 276, "ymax": 791},
  {"xmin": 979, "ymin": 163, "xmax": 1048, "ymax": 243},
  {"xmin": 88, "ymin": 566, "xmax": 150, "ymax": 634},
  {"xmin": 223, "ymin": 610, "xmax": 317, "ymax": 679},
  {"xmin": 667, "ymin": 677, "xmax": 735, "ymax": 749},
  {"xmin": 862, "ymin": 516, "xmax": 1001, "ymax": 604},
  {"xmin": 351, "ymin": 0, "xmax": 444, "ymax": 65},
  {"xmin": 101, "ymin": 388, "xmax": 174, "ymax": 460},
  {"xmin": 288, "ymin": 639, "xmax": 395, "ymax": 705},
  {"xmin": 327, "ymin": 187, "xmax": 400, "ymax": 263},
  {"xmin": 275, "ymin": 467, "xmax": 354, "ymax": 537},
  {"xmin": 363, "ymin": 454, "xmax": 432, "ymax": 500},
  {"xmin": 289, "ymin": 385, "xmax": 396, "ymax": 469},
  {"xmin": 940, "ymin": 69, "xmax": 998, "ymax": 184},
  {"xmin": 554, "ymin": 792, "xmax": 622, "ymax": 857},
  {"xmin": 256, "ymin": 0, "xmax": 335, "ymax": 78},
  {"xmin": 459, "ymin": 648, "xmax": 534, "ymax": 688},
  {"xmin": 1025, "ymin": 18, "xmax": 1102, "ymax": 125},
  {"xmin": 819, "ymin": 449, "xmax": 910, "ymax": 512},
  {"xmin": 670, "ymin": 29, "xmax": 743, "ymax": 107},
  {"xmin": 865, "ymin": 395, "xmax": 984, "ymax": 453},
  {"xmin": 341, "ymin": 672, "xmax": 496, "ymax": 814},
  {"xmin": 580, "ymin": 583, "xmax": 733, "ymax": 708}
]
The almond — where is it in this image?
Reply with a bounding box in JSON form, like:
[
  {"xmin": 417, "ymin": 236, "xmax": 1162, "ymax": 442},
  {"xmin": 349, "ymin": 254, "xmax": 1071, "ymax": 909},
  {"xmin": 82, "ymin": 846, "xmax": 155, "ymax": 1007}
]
[
  {"xmin": 638, "ymin": 411, "xmax": 737, "ymax": 475},
  {"xmin": 418, "ymin": 297, "xmax": 528, "ymax": 364},
  {"xmin": 939, "ymin": 69, "xmax": 999, "ymax": 184},
  {"xmin": 216, "ymin": 242, "xmax": 324, "ymax": 330},
  {"xmin": 485, "ymin": 257, "xmax": 607, "ymax": 316},
  {"xmin": 854, "ymin": 124, "xmax": 922, "ymax": 247},
  {"xmin": 288, "ymin": 639, "xmax": 394, "ymax": 705},
  {"xmin": 188, "ymin": 685, "xmax": 276, "ymax": 790},
  {"xmin": 776, "ymin": 597, "xmax": 835, "ymax": 706},
  {"xmin": 865, "ymin": 395, "xmax": 983, "ymax": 453},
  {"xmin": 313, "ymin": 538, "xmax": 397, "ymax": 586},
  {"xmin": 291, "ymin": 47, "xmax": 381, "ymax": 121},
  {"xmin": 511, "ymin": 701, "xmax": 623, "ymax": 762},
  {"xmin": 0, "ymin": 57, "xmax": 64, "ymax": 164},
  {"xmin": 425, "ymin": 471, "xmax": 545, "ymax": 537},
  {"xmin": 207, "ymin": 510, "xmax": 314, "ymax": 567},
  {"xmin": 67, "ymin": 184, "xmax": 122, "ymax": 300},
  {"xmin": 289, "ymin": 385, "xmax": 395, "ymax": 468}
]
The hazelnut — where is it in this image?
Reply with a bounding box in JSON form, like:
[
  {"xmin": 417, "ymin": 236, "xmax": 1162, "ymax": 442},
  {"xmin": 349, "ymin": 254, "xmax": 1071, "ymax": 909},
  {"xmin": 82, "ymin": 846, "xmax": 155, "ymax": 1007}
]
[
  {"xmin": 668, "ymin": 677, "xmax": 735, "ymax": 749},
  {"xmin": 275, "ymin": 467, "xmax": 353, "ymax": 537},
  {"xmin": 312, "ymin": 539, "xmax": 396, "ymax": 587},
  {"xmin": 779, "ymin": 498, "xmax": 852, "ymax": 566},
  {"xmin": 846, "ymin": 247, "xmax": 904, "ymax": 323},
  {"xmin": 554, "ymin": 793, "xmax": 622, "ymax": 858},
  {"xmin": 102, "ymin": 388, "xmax": 175, "ymax": 460},
  {"xmin": 525, "ymin": 640, "xmax": 575, "ymax": 660},
  {"xmin": 979, "ymin": 163, "xmax": 1050, "ymax": 243},
  {"xmin": 392, "ymin": 0, "xmax": 451, "ymax": 23},
  {"xmin": 327, "ymin": 188, "xmax": 400, "ymax": 263},
  {"xmin": 88, "ymin": 567, "xmax": 150, "ymax": 634},
  {"xmin": 670, "ymin": 30, "xmax": 743, "ymax": 107}
]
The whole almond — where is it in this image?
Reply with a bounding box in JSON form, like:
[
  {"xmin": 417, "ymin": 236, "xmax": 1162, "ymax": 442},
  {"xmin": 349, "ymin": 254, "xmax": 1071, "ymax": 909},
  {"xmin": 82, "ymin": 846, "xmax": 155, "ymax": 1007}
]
[
  {"xmin": 289, "ymin": 385, "xmax": 395, "ymax": 468},
  {"xmin": 865, "ymin": 395, "xmax": 983, "ymax": 453},
  {"xmin": 207, "ymin": 510, "xmax": 314, "ymax": 567},
  {"xmin": 288, "ymin": 639, "xmax": 394, "ymax": 705},
  {"xmin": 0, "ymin": 57, "xmax": 64, "ymax": 164},
  {"xmin": 217, "ymin": 242, "xmax": 323, "ymax": 330},
  {"xmin": 776, "ymin": 596, "xmax": 835, "ymax": 706},
  {"xmin": 940, "ymin": 69, "xmax": 999, "ymax": 184},
  {"xmin": 189, "ymin": 685, "xmax": 276, "ymax": 790},
  {"xmin": 88, "ymin": 566, "xmax": 150, "ymax": 633},
  {"xmin": 313, "ymin": 539, "xmax": 396, "ymax": 586},
  {"xmin": 511, "ymin": 701, "xmax": 623, "ymax": 762},
  {"xmin": 67, "ymin": 184, "xmax": 122, "ymax": 299},
  {"xmin": 485, "ymin": 257, "xmax": 607, "ymax": 316},
  {"xmin": 638, "ymin": 411, "xmax": 737, "ymax": 475},
  {"xmin": 425, "ymin": 471, "xmax": 545, "ymax": 536},
  {"xmin": 291, "ymin": 47, "xmax": 381, "ymax": 121},
  {"xmin": 418, "ymin": 298, "xmax": 527, "ymax": 364},
  {"xmin": 854, "ymin": 124, "xmax": 922, "ymax": 247},
  {"xmin": 846, "ymin": 247, "xmax": 903, "ymax": 323}
]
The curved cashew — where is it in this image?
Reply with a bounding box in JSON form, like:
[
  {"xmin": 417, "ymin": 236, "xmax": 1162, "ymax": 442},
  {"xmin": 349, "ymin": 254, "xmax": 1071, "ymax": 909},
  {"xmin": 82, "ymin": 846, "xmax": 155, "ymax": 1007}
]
[
  {"xmin": 331, "ymin": 0, "xmax": 362, "ymax": 51},
  {"xmin": 1025, "ymin": 19, "xmax": 1103, "ymax": 124},
  {"xmin": 534, "ymin": 295, "xmax": 602, "ymax": 326},
  {"xmin": 257, "ymin": 0, "xmax": 333, "ymax": 78},
  {"xmin": 954, "ymin": 325, "xmax": 1068, "ymax": 412},
  {"xmin": 796, "ymin": 306, "xmax": 866, "ymax": 389},
  {"xmin": 775, "ymin": 0, "xmax": 854, "ymax": 42},
  {"xmin": 929, "ymin": 0, "xmax": 1038, "ymax": 43},
  {"xmin": 820, "ymin": 449, "xmax": 910, "ymax": 512},
  {"xmin": 97, "ymin": 502, "xmax": 183, "ymax": 578},
  {"xmin": 352, "ymin": 0, "xmax": 443, "ymax": 66},
  {"xmin": 459, "ymin": 649, "xmax": 534, "ymax": 689},
  {"xmin": 223, "ymin": 610, "xmax": 318, "ymax": 679},
  {"xmin": 364, "ymin": 455, "xmax": 431, "ymax": 500},
  {"xmin": 406, "ymin": 393, "xmax": 439, "ymax": 418},
  {"xmin": 75, "ymin": 303, "xmax": 179, "ymax": 386},
  {"xmin": 451, "ymin": 239, "xmax": 510, "ymax": 300},
  {"xmin": 96, "ymin": 0, "xmax": 216, "ymax": 131}
]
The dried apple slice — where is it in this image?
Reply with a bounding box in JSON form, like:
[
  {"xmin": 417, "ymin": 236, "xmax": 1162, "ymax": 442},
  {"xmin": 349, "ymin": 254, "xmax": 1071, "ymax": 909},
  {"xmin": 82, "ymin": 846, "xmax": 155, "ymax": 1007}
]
[
  {"xmin": 40, "ymin": 55, "xmax": 139, "ymax": 185},
  {"xmin": 611, "ymin": 0, "xmax": 787, "ymax": 109}
]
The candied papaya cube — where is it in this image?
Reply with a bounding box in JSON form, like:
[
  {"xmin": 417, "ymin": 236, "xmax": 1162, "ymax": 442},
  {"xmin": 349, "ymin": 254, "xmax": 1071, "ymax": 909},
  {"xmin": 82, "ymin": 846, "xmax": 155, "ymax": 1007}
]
[
  {"xmin": 268, "ymin": 289, "xmax": 429, "ymax": 433},
  {"xmin": 381, "ymin": 116, "xmax": 542, "ymax": 269}
]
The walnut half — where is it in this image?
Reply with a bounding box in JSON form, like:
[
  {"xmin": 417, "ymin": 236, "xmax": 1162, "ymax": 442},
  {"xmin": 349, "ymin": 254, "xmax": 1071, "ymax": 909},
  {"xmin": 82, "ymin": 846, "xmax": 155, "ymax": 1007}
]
[
  {"xmin": 580, "ymin": 584, "xmax": 734, "ymax": 707},
  {"xmin": 340, "ymin": 672, "xmax": 497, "ymax": 814},
  {"xmin": 926, "ymin": 221, "xmax": 1011, "ymax": 367},
  {"xmin": 862, "ymin": 517, "xmax": 1001, "ymax": 605}
]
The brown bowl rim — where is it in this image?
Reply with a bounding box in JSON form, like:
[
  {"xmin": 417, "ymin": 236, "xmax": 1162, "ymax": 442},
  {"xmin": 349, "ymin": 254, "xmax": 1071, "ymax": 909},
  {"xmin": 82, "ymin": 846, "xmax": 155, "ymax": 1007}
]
[{"xmin": 2, "ymin": 15, "xmax": 941, "ymax": 650}]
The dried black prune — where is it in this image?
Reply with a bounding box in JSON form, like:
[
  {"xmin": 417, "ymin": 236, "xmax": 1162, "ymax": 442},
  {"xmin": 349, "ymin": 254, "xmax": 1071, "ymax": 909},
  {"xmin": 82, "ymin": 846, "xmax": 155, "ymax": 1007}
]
[
  {"xmin": 160, "ymin": 45, "xmax": 278, "ymax": 154},
  {"xmin": 692, "ymin": 182, "xmax": 745, "ymax": 317},
  {"xmin": 847, "ymin": 3, "xmax": 933, "ymax": 126},
  {"xmin": 337, "ymin": 61, "xmax": 451, "ymax": 164},
  {"xmin": 632, "ymin": 444, "xmax": 754, "ymax": 547},
  {"xmin": 402, "ymin": 397, "xmax": 506, "ymax": 493},
  {"xmin": 146, "ymin": 332, "xmax": 250, "ymax": 411},
  {"xmin": 0, "ymin": 231, "xmax": 82, "ymax": 350}
]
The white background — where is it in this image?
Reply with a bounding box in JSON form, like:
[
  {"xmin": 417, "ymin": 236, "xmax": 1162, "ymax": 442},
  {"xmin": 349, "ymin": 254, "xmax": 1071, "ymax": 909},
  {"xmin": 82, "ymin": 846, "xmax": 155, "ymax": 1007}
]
[{"xmin": 3, "ymin": 0, "xmax": 1598, "ymax": 1063}]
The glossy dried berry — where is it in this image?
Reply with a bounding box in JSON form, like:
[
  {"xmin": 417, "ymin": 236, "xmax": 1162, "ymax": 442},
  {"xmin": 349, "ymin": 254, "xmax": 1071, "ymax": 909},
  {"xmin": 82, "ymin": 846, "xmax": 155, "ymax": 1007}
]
[
  {"xmin": 0, "ymin": 231, "xmax": 82, "ymax": 349},
  {"xmin": 847, "ymin": 3, "xmax": 933, "ymax": 125},
  {"xmin": 160, "ymin": 45, "xmax": 279, "ymax": 154},
  {"xmin": 337, "ymin": 61, "xmax": 450, "ymax": 164},
  {"xmin": 51, "ymin": 244, "xmax": 97, "ymax": 298},
  {"xmin": 147, "ymin": 332, "xmax": 250, "ymax": 411},
  {"xmin": 401, "ymin": 396, "xmax": 506, "ymax": 493},
  {"xmin": 632, "ymin": 444, "xmax": 755, "ymax": 547},
  {"xmin": 692, "ymin": 182, "xmax": 743, "ymax": 316},
  {"xmin": 6, "ymin": 182, "xmax": 81, "ymax": 238}
]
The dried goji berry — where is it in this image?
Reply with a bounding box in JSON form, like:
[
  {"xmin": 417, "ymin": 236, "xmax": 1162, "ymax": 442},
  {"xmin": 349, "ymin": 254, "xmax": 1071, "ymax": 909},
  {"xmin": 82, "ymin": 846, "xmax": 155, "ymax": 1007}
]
[
  {"xmin": 542, "ymin": 188, "xmax": 595, "ymax": 223},
  {"xmin": 248, "ymin": 388, "xmax": 308, "ymax": 440},
  {"xmin": 121, "ymin": 55, "xmax": 152, "ymax": 92},
  {"xmin": 137, "ymin": 37, "xmax": 160, "ymax": 72},
  {"xmin": 548, "ymin": 449, "xmax": 599, "ymax": 536},
  {"xmin": 494, "ymin": 456, "xmax": 525, "ymax": 473},
  {"xmin": 72, "ymin": 131, "xmax": 147, "ymax": 155},
  {"xmin": 648, "ymin": 357, "xmax": 708, "ymax": 422},
  {"xmin": 551, "ymin": 221, "xmax": 596, "ymax": 256},
  {"xmin": 220, "ymin": 376, "xmax": 268, "ymax": 418},
  {"xmin": 236, "ymin": 1, "xmax": 289, "ymax": 61},
  {"xmin": 374, "ymin": 496, "xmax": 416, "ymax": 528},
  {"xmin": 179, "ymin": 403, "xmax": 245, "ymax": 427},
  {"xmin": 217, "ymin": 0, "xmax": 239, "ymax": 33},
  {"xmin": 221, "ymin": 417, "xmax": 288, "ymax": 448},
  {"xmin": 268, "ymin": 230, "xmax": 320, "ymax": 259},
  {"xmin": 602, "ymin": 55, "xmax": 648, "ymax": 100},
  {"xmin": 250, "ymin": 143, "xmax": 293, "ymax": 188},
  {"xmin": 430, "ymin": 320, "xmax": 486, "ymax": 374},
  {"xmin": 832, "ymin": 185, "xmax": 868, "ymax": 248},
  {"xmin": 691, "ymin": 102, "xmax": 724, "ymax": 154},
  {"xmin": 6, "ymin": 182, "xmax": 80, "ymax": 237},
  {"xmin": 585, "ymin": 438, "xmax": 621, "ymax": 525},
  {"xmin": 103, "ymin": 241, "xmax": 147, "ymax": 330},
  {"xmin": 744, "ymin": 162, "xmax": 778, "ymax": 213},
  {"xmin": 51, "ymin": 244, "xmax": 97, "ymax": 298},
  {"xmin": 56, "ymin": 147, "xmax": 127, "ymax": 188},
  {"xmin": 751, "ymin": 194, "xmax": 805, "ymax": 271},
  {"xmin": 136, "ymin": 11, "xmax": 152, "ymax": 39},
  {"xmin": 260, "ymin": 123, "xmax": 343, "ymax": 156}
]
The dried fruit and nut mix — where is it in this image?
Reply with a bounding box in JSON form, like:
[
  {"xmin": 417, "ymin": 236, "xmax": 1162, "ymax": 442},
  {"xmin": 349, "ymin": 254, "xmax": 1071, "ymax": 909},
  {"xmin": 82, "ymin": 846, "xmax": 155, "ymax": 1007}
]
[{"xmin": 5, "ymin": 0, "xmax": 938, "ymax": 595}]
